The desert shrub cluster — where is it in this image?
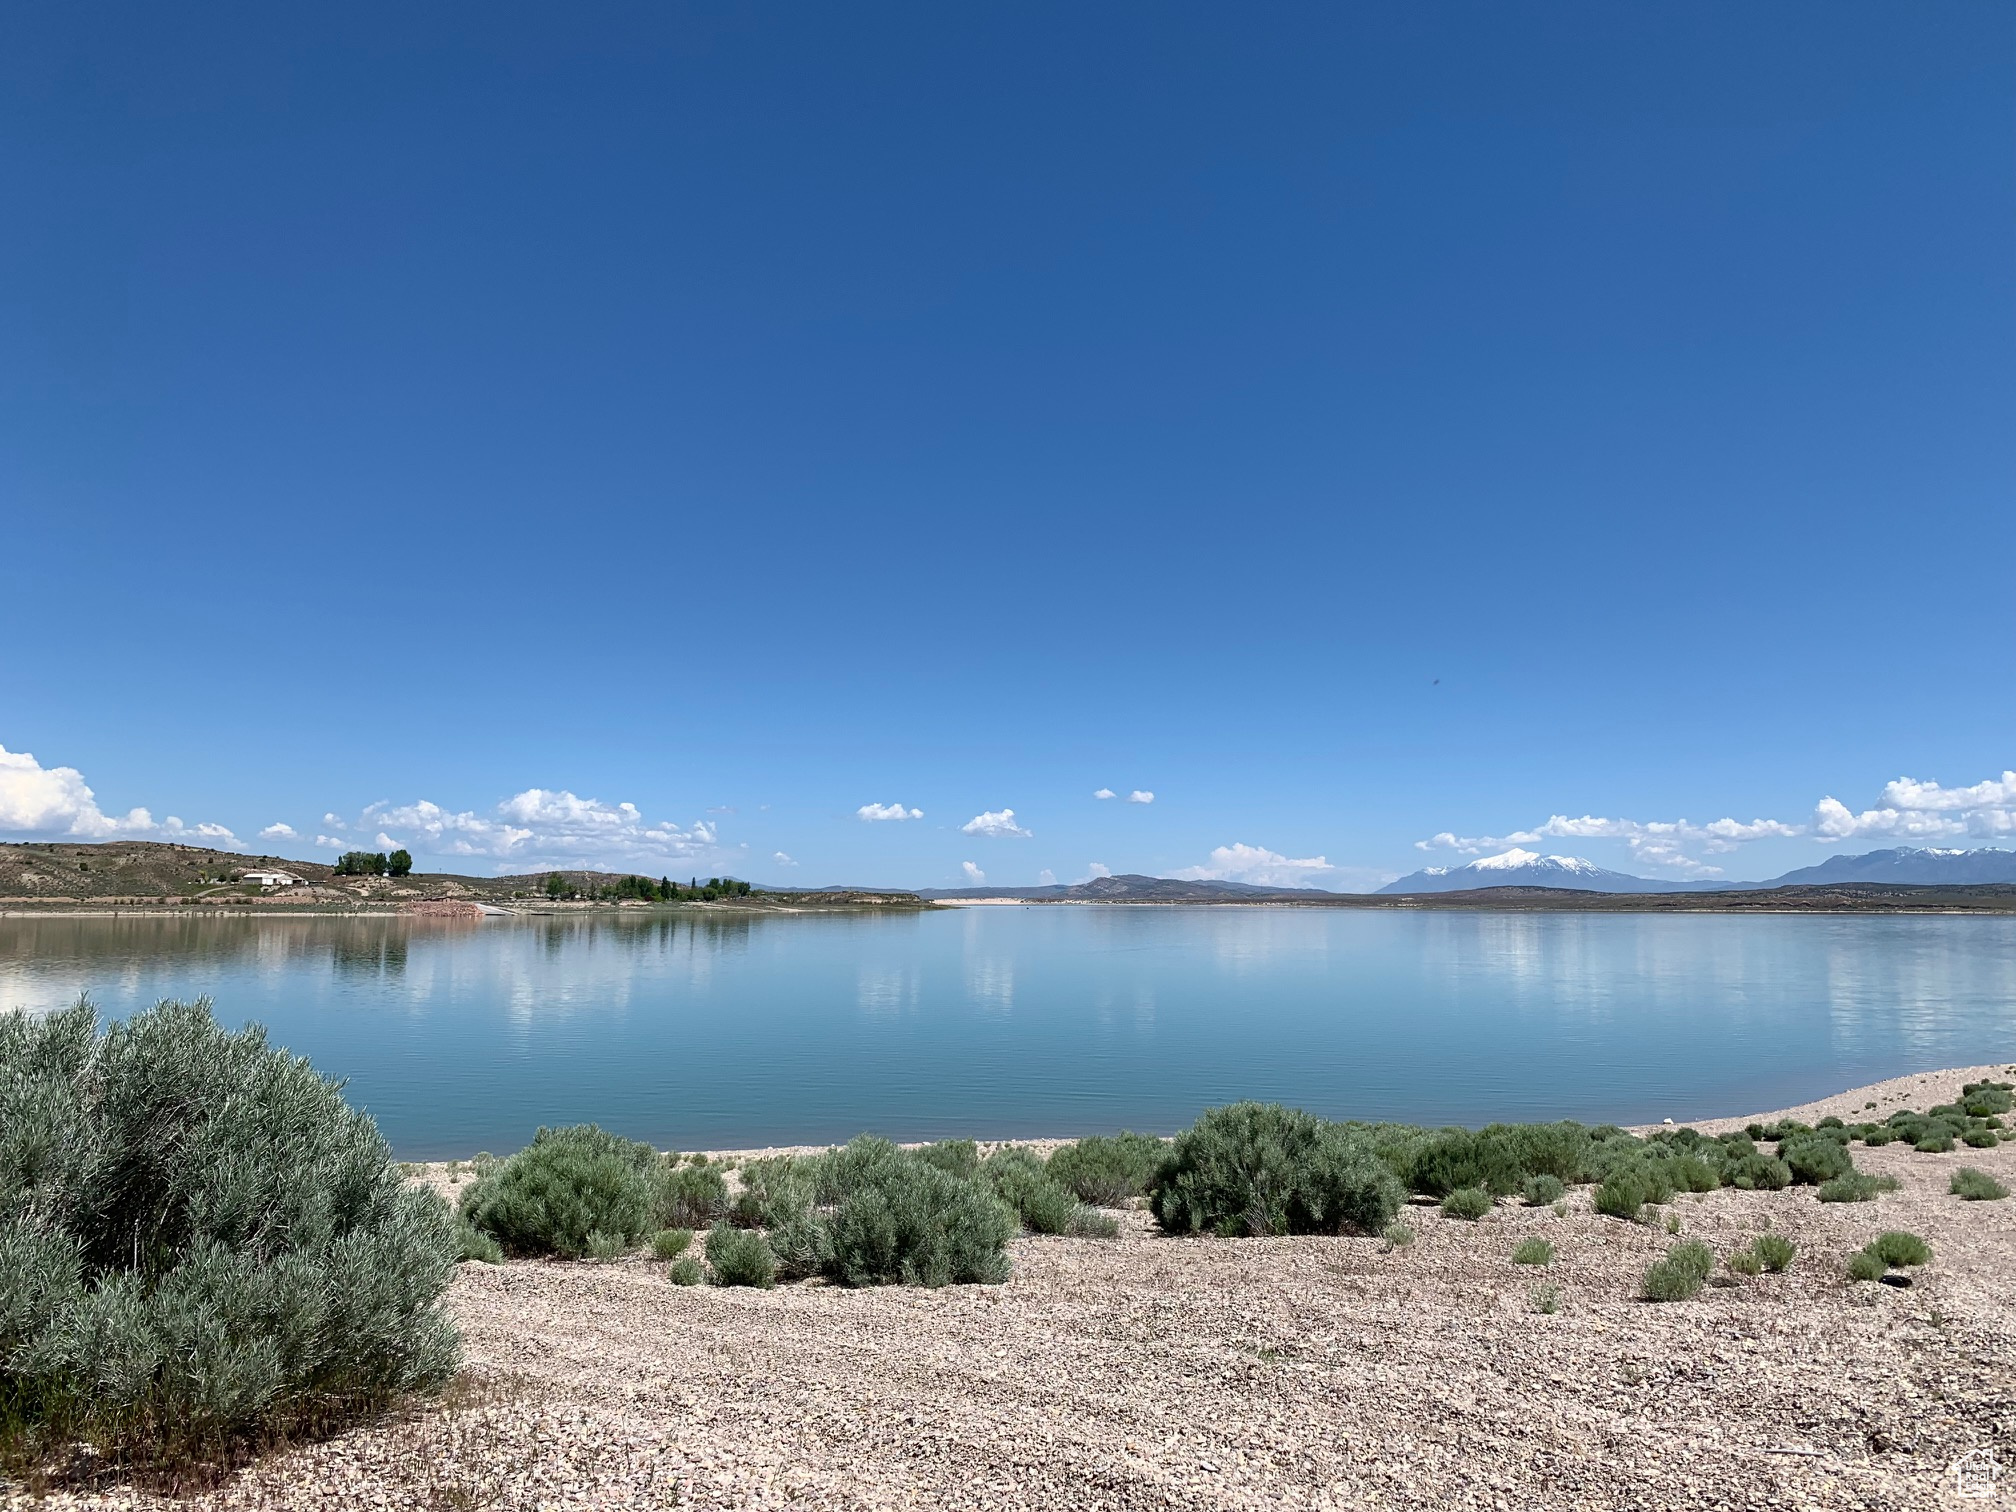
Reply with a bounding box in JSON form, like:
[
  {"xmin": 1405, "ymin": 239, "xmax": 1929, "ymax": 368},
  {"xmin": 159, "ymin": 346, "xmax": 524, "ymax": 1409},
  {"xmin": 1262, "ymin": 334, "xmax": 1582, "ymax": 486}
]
[
  {"xmin": 0, "ymin": 999, "xmax": 459, "ymax": 1467},
  {"xmin": 1149, "ymin": 1103, "xmax": 1404, "ymax": 1238}
]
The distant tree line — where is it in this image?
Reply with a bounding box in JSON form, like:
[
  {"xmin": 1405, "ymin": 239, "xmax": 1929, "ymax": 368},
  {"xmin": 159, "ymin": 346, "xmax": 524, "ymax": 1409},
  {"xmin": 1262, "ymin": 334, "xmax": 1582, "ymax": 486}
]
[
  {"xmin": 542, "ymin": 873, "xmax": 752, "ymax": 902},
  {"xmin": 335, "ymin": 850, "xmax": 413, "ymax": 877}
]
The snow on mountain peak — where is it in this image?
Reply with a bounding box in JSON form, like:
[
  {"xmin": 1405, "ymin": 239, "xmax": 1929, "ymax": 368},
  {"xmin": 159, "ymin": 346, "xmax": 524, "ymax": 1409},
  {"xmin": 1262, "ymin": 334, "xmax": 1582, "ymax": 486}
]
[{"xmin": 1468, "ymin": 849, "xmax": 1599, "ymax": 873}]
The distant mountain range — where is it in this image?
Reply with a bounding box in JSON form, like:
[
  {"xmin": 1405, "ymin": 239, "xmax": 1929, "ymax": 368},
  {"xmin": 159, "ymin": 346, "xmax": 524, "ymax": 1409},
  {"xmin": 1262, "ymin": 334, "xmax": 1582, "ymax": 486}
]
[
  {"xmin": 1378, "ymin": 845, "xmax": 2016, "ymax": 896},
  {"xmin": 915, "ymin": 873, "xmax": 1345, "ymax": 902}
]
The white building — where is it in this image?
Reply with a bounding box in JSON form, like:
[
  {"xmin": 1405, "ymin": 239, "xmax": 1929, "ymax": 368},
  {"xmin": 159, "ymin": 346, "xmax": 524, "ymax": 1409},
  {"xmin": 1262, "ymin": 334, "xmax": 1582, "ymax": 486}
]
[{"xmin": 240, "ymin": 870, "xmax": 300, "ymax": 889}]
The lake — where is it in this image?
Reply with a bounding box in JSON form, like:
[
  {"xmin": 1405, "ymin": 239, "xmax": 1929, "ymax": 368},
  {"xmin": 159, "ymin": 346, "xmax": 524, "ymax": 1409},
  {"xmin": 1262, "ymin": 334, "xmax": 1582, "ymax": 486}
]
[{"xmin": 3, "ymin": 906, "xmax": 2013, "ymax": 1158}]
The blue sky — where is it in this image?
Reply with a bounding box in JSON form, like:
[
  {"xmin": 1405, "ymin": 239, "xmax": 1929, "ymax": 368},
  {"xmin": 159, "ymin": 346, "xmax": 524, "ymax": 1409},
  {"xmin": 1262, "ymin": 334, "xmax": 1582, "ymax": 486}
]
[{"xmin": 3, "ymin": 3, "xmax": 2012, "ymax": 889}]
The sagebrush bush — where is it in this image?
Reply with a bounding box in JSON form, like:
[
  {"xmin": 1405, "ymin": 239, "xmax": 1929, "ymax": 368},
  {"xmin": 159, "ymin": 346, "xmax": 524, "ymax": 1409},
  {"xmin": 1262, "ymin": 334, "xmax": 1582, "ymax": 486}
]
[
  {"xmin": 1640, "ymin": 1240, "xmax": 1713, "ymax": 1302},
  {"xmin": 1523, "ymin": 1174, "xmax": 1565, "ymax": 1207},
  {"xmin": 1867, "ymin": 1230, "xmax": 1931, "ymax": 1267},
  {"xmin": 729, "ymin": 1155, "xmax": 815, "ymax": 1229},
  {"xmin": 1720, "ymin": 1150, "xmax": 1793, "ymax": 1191},
  {"xmin": 459, "ymin": 1124, "xmax": 660, "ymax": 1258},
  {"xmin": 1847, "ymin": 1249, "xmax": 1885, "ymax": 1281},
  {"xmin": 981, "ymin": 1147, "xmax": 1079, "ymax": 1234},
  {"xmin": 1512, "ymin": 1237, "xmax": 1553, "ymax": 1266},
  {"xmin": 659, "ymin": 1162, "xmax": 729, "ymax": 1228},
  {"xmin": 1529, "ymin": 1283, "xmax": 1560, "ymax": 1314},
  {"xmin": 455, "ymin": 1217, "xmax": 503, "ymax": 1264},
  {"xmin": 1962, "ymin": 1081, "xmax": 2014, "ymax": 1116},
  {"xmin": 1817, "ymin": 1173, "xmax": 1899, "ymax": 1203},
  {"xmin": 1752, "ymin": 1233, "xmax": 1795, "ymax": 1273},
  {"xmin": 1047, "ymin": 1132, "xmax": 1166, "ymax": 1206},
  {"xmin": 1382, "ymin": 1220, "xmax": 1415, "ymax": 1249},
  {"xmin": 704, "ymin": 1224, "xmax": 776, "ymax": 1288},
  {"xmin": 1065, "ymin": 1205, "xmax": 1121, "ymax": 1239},
  {"xmin": 914, "ymin": 1139, "xmax": 981, "ymax": 1181},
  {"xmin": 0, "ymin": 998, "xmax": 459, "ymax": 1465},
  {"xmin": 822, "ymin": 1138, "xmax": 1016, "ymax": 1287},
  {"xmin": 1150, "ymin": 1103, "xmax": 1402, "ymax": 1238},
  {"xmin": 1727, "ymin": 1249, "xmax": 1762, "ymax": 1277},
  {"xmin": 1914, "ymin": 1132, "xmax": 1956, "ymax": 1154},
  {"xmin": 1951, "ymin": 1167, "xmax": 2010, "ymax": 1201},
  {"xmin": 584, "ymin": 1228, "xmax": 627, "ymax": 1261},
  {"xmin": 666, "ymin": 1256, "xmax": 703, "ymax": 1286},
  {"xmin": 1593, "ymin": 1172, "xmax": 1646, "ymax": 1221},
  {"xmin": 1963, "ymin": 1129, "xmax": 1999, "ymax": 1149},
  {"xmin": 650, "ymin": 1228, "xmax": 693, "ymax": 1260},
  {"xmin": 1779, "ymin": 1136, "xmax": 1854, "ymax": 1186},
  {"xmin": 1440, "ymin": 1186, "xmax": 1492, "ymax": 1221}
]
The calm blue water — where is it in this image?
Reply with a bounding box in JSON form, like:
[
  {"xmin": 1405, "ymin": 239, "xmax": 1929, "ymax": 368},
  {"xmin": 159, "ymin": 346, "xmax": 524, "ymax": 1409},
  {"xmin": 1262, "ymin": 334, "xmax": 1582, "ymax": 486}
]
[{"xmin": 4, "ymin": 907, "xmax": 2013, "ymax": 1157}]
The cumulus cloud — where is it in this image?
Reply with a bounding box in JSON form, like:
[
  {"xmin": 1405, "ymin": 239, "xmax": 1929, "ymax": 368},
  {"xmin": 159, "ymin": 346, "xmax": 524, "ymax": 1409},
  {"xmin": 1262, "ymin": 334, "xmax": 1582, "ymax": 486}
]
[
  {"xmin": 1078, "ymin": 862, "xmax": 1112, "ymax": 882},
  {"xmin": 1413, "ymin": 767, "xmax": 2016, "ymax": 877},
  {"xmin": 1127, "ymin": 790, "xmax": 1155, "ymax": 805},
  {"xmin": 321, "ymin": 812, "xmax": 346, "ymax": 830},
  {"xmin": 962, "ymin": 860, "xmax": 986, "ymax": 884},
  {"xmin": 961, "ymin": 808, "xmax": 1032, "ymax": 839},
  {"xmin": 314, "ymin": 835, "xmax": 346, "ymax": 850},
  {"xmin": 323, "ymin": 789, "xmax": 728, "ymax": 873},
  {"xmin": 773, "ymin": 851, "xmax": 797, "ymax": 867},
  {"xmin": 258, "ymin": 822, "xmax": 297, "ymax": 841},
  {"xmin": 0, "ymin": 743, "xmax": 241, "ymax": 848},
  {"xmin": 1813, "ymin": 772, "xmax": 2016, "ymax": 841},
  {"xmin": 1037, "ymin": 869, "xmax": 1057, "ymax": 886},
  {"xmin": 1092, "ymin": 788, "xmax": 1117, "ymax": 800},
  {"xmin": 857, "ymin": 802, "xmax": 923, "ymax": 822},
  {"xmin": 1173, "ymin": 843, "xmax": 1334, "ymax": 888}
]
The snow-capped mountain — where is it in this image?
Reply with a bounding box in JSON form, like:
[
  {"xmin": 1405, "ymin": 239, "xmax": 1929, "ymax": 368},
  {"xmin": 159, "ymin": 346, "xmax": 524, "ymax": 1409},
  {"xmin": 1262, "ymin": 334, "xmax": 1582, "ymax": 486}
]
[
  {"xmin": 1760, "ymin": 847, "xmax": 2016, "ymax": 888},
  {"xmin": 1376, "ymin": 848, "xmax": 1715, "ymax": 895}
]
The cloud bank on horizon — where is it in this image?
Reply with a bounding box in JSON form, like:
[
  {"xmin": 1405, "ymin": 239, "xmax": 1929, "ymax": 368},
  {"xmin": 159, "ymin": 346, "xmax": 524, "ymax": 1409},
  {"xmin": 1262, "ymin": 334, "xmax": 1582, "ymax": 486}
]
[
  {"xmin": 1414, "ymin": 771, "xmax": 2016, "ymax": 878},
  {"xmin": 5, "ymin": 737, "xmax": 2015, "ymax": 886}
]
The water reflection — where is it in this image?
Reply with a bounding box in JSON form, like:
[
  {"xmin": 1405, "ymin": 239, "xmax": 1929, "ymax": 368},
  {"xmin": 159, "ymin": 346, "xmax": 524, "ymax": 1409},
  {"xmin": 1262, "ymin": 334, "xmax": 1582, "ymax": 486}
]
[{"xmin": 1, "ymin": 908, "xmax": 2012, "ymax": 1156}]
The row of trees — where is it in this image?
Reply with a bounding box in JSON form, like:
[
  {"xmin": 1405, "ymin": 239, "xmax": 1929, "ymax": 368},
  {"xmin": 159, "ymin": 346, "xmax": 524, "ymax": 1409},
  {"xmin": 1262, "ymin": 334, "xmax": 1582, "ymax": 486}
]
[
  {"xmin": 542, "ymin": 873, "xmax": 753, "ymax": 902},
  {"xmin": 334, "ymin": 849, "xmax": 413, "ymax": 877}
]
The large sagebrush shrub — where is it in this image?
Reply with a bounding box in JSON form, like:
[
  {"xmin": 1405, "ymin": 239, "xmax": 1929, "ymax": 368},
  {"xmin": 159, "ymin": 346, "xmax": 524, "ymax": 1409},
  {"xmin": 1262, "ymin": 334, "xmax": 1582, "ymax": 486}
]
[
  {"xmin": 821, "ymin": 1138, "xmax": 1017, "ymax": 1287},
  {"xmin": 458, "ymin": 1124, "xmax": 659, "ymax": 1258},
  {"xmin": 1149, "ymin": 1102, "xmax": 1403, "ymax": 1238},
  {"xmin": 0, "ymin": 998, "xmax": 459, "ymax": 1464},
  {"xmin": 980, "ymin": 1147, "xmax": 1080, "ymax": 1235},
  {"xmin": 1047, "ymin": 1132, "xmax": 1167, "ymax": 1206}
]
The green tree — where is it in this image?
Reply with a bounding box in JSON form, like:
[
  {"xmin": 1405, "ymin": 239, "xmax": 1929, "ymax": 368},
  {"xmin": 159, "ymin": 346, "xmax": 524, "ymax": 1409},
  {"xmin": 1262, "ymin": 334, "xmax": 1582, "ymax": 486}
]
[
  {"xmin": 387, "ymin": 849, "xmax": 413, "ymax": 877},
  {"xmin": 546, "ymin": 872, "xmax": 569, "ymax": 899},
  {"xmin": 335, "ymin": 850, "xmax": 388, "ymax": 877}
]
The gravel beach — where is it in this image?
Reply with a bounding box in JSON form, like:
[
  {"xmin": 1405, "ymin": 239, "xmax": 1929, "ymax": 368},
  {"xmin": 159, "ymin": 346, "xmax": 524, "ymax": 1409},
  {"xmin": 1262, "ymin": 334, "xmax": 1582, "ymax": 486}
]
[{"xmin": 15, "ymin": 1065, "xmax": 2016, "ymax": 1511}]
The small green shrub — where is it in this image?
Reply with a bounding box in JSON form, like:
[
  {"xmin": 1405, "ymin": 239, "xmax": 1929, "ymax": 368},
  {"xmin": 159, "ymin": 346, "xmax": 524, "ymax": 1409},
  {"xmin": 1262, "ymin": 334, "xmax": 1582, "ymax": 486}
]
[
  {"xmin": 584, "ymin": 1228, "xmax": 628, "ymax": 1261},
  {"xmin": 659, "ymin": 1162, "xmax": 730, "ymax": 1227},
  {"xmin": 1512, "ymin": 1237, "xmax": 1553, "ymax": 1266},
  {"xmin": 1951, "ymin": 1167, "xmax": 2009, "ymax": 1201},
  {"xmin": 705, "ymin": 1224, "xmax": 776, "ymax": 1288},
  {"xmin": 1779, "ymin": 1136, "xmax": 1854, "ymax": 1185},
  {"xmin": 1720, "ymin": 1151, "xmax": 1793, "ymax": 1191},
  {"xmin": 1150, "ymin": 1102, "xmax": 1402, "ymax": 1238},
  {"xmin": 1529, "ymin": 1283, "xmax": 1560, "ymax": 1314},
  {"xmin": 1847, "ymin": 1249, "xmax": 1885, "ymax": 1282},
  {"xmin": 823, "ymin": 1138, "xmax": 1016, "ymax": 1287},
  {"xmin": 1817, "ymin": 1115, "xmax": 1845, "ymax": 1130},
  {"xmin": 459, "ymin": 1124, "xmax": 660, "ymax": 1258},
  {"xmin": 1861, "ymin": 1127, "xmax": 1894, "ymax": 1147},
  {"xmin": 651, "ymin": 1227, "xmax": 694, "ymax": 1260},
  {"xmin": 1383, "ymin": 1220, "xmax": 1416, "ymax": 1248},
  {"xmin": 1593, "ymin": 1172, "xmax": 1646, "ymax": 1221},
  {"xmin": 982, "ymin": 1146, "xmax": 1079, "ymax": 1234},
  {"xmin": 667, "ymin": 1257, "xmax": 703, "ymax": 1285},
  {"xmin": 1868, "ymin": 1230, "xmax": 1931, "ymax": 1267},
  {"xmin": 456, "ymin": 1218, "xmax": 503, "ymax": 1264},
  {"xmin": 1914, "ymin": 1132, "xmax": 1955, "ymax": 1154},
  {"xmin": 1066, "ymin": 1205, "xmax": 1121, "ymax": 1239},
  {"xmin": 1817, "ymin": 1173, "xmax": 1900, "ymax": 1203},
  {"xmin": 1752, "ymin": 1233, "xmax": 1795, "ymax": 1273},
  {"xmin": 729, "ymin": 1155, "xmax": 816, "ymax": 1229},
  {"xmin": 1961, "ymin": 1081, "xmax": 2013, "ymax": 1115},
  {"xmin": 1641, "ymin": 1240, "xmax": 1713, "ymax": 1302},
  {"xmin": 1963, "ymin": 1128, "xmax": 1999, "ymax": 1149},
  {"xmin": 1727, "ymin": 1249, "xmax": 1762, "ymax": 1276},
  {"xmin": 1670, "ymin": 1154, "xmax": 1720, "ymax": 1193},
  {"xmin": 1440, "ymin": 1186, "xmax": 1493, "ymax": 1221},
  {"xmin": 766, "ymin": 1206, "xmax": 835, "ymax": 1280},
  {"xmin": 1523, "ymin": 1174, "xmax": 1565, "ymax": 1207},
  {"xmin": 1047, "ymin": 1132, "xmax": 1166, "ymax": 1205}
]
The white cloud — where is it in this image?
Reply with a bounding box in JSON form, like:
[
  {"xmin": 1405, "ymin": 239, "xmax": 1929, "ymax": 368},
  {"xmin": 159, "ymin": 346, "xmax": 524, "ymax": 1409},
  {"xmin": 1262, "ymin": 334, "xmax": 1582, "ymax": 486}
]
[
  {"xmin": 374, "ymin": 831, "xmax": 401, "ymax": 851},
  {"xmin": 1813, "ymin": 772, "xmax": 2016, "ymax": 841},
  {"xmin": 857, "ymin": 802, "xmax": 923, "ymax": 822},
  {"xmin": 1127, "ymin": 790, "xmax": 1155, "ymax": 805},
  {"xmin": 961, "ymin": 808, "xmax": 1032, "ymax": 839},
  {"xmin": 321, "ymin": 812, "xmax": 347, "ymax": 830},
  {"xmin": 1037, "ymin": 869, "xmax": 1057, "ymax": 886},
  {"xmin": 962, "ymin": 860, "xmax": 986, "ymax": 884},
  {"xmin": 1412, "ymin": 767, "xmax": 2016, "ymax": 877},
  {"xmin": 315, "ymin": 835, "xmax": 346, "ymax": 850},
  {"xmin": 1092, "ymin": 788, "xmax": 1117, "ymax": 800},
  {"xmin": 258, "ymin": 822, "xmax": 297, "ymax": 841},
  {"xmin": 321, "ymin": 788, "xmax": 728, "ymax": 873},
  {"xmin": 0, "ymin": 743, "xmax": 241, "ymax": 848},
  {"xmin": 1173, "ymin": 843, "xmax": 1335, "ymax": 888},
  {"xmin": 1078, "ymin": 862, "xmax": 1112, "ymax": 882},
  {"xmin": 773, "ymin": 851, "xmax": 797, "ymax": 867}
]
